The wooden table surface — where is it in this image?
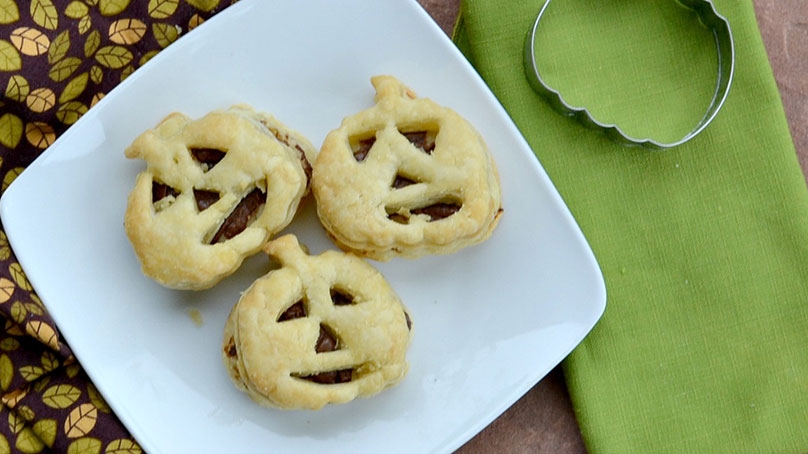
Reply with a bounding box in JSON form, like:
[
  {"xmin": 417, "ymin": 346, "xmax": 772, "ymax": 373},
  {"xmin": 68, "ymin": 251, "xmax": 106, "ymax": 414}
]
[{"xmin": 416, "ymin": 1, "xmax": 808, "ymax": 452}]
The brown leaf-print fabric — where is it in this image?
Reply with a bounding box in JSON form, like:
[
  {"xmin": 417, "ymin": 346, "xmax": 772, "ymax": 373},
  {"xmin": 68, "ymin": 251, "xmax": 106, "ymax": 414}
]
[{"xmin": 0, "ymin": 1, "xmax": 234, "ymax": 451}]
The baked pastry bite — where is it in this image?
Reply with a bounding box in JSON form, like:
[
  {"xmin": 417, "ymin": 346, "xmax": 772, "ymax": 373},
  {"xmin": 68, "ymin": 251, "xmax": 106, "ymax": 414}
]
[
  {"xmin": 223, "ymin": 234, "xmax": 413, "ymax": 410},
  {"xmin": 312, "ymin": 75, "xmax": 503, "ymax": 261},
  {"xmin": 124, "ymin": 105, "xmax": 315, "ymax": 290}
]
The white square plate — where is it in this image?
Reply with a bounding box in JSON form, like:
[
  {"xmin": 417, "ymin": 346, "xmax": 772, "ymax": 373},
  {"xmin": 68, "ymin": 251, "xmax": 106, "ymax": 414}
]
[{"xmin": 0, "ymin": 1, "xmax": 606, "ymax": 452}]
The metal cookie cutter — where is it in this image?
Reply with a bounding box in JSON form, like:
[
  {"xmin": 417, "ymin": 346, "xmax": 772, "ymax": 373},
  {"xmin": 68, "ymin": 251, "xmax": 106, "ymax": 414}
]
[{"xmin": 523, "ymin": 0, "xmax": 735, "ymax": 149}]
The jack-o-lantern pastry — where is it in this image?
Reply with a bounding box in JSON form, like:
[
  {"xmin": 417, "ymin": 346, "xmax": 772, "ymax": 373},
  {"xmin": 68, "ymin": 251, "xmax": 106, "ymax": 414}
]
[
  {"xmin": 124, "ymin": 105, "xmax": 315, "ymax": 290},
  {"xmin": 312, "ymin": 75, "xmax": 503, "ymax": 261},
  {"xmin": 223, "ymin": 234, "xmax": 413, "ymax": 410}
]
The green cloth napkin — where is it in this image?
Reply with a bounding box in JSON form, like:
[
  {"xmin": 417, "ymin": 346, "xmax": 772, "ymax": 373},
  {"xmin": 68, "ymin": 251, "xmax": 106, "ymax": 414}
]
[{"xmin": 455, "ymin": 0, "xmax": 808, "ymax": 452}]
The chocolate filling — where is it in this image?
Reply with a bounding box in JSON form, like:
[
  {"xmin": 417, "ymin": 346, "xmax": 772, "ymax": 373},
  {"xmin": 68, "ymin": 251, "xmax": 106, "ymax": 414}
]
[
  {"xmin": 224, "ymin": 337, "xmax": 237, "ymax": 358},
  {"xmin": 292, "ymin": 325, "xmax": 354, "ymax": 384},
  {"xmin": 297, "ymin": 369, "xmax": 353, "ymax": 385},
  {"xmin": 401, "ymin": 130, "xmax": 436, "ymax": 154},
  {"xmin": 152, "ymin": 181, "xmax": 179, "ymax": 203},
  {"xmin": 193, "ymin": 189, "xmax": 220, "ymax": 212},
  {"xmin": 412, "ymin": 202, "xmax": 461, "ymax": 221},
  {"xmin": 263, "ymin": 123, "xmax": 313, "ymax": 184},
  {"xmin": 209, "ymin": 188, "xmax": 266, "ymax": 244},
  {"xmin": 386, "ymin": 201, "xmax": 462, "ymax": 224},
  {"xmin": 352, "ymin": 137, "xmax": 376, "ymax": 162},
  {"xmin": 190, "ymin": 147, "xmax": 226, "ymax": 171},
  {"xmin": 404, "ymin": 311, "xmax": 412, "ymax": 331},
  {"xmin": 387, "ymin": 213, "xmax": 409, "ymax": 224},
  {"xmin": 315, "ymin": 324, "xmax": 340, "ymax": 353},
  {"xmin": 295, "ymin": 144, "xmax": 313, "ymax": 184},
  {"xmin": 392, "ymin": 174, "xmax": 417, "ymax": 189},
  {"xmin": 330, "ymin": 288, "xmax": 354, "ymax": 306},
  {"xmin": 277, "ymin": 300, "xmax": 306, "ymax": 322}
]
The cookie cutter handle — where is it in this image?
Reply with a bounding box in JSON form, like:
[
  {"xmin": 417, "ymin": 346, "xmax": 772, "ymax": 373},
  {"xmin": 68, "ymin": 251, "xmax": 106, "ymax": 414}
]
[{"xmin": 523, "ymin": 0, "xmax": 735, "ymax": 149}]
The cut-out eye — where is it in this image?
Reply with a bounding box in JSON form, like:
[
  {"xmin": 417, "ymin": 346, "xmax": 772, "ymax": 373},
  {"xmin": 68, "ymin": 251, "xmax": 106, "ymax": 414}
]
[
  {"xmin": 190, "ymin": 147, "xmax": 226, "ymax": 171},
  {"xmin": 392, "ymin": 174, "xmax": 418, "ymax": 189},
  {"xmin": 315, "ymin": 323, "xmax": 341, "ymax": 353},
  {"xmin": 277, "ymin": 300, "xmax": 306, "ymax": 322},
  {"xmin": 209, "ymin": 188, "xmax": 266, "ymax": 244},
  {"xmin": 351, "ymin": 136, "xmax": 376, "ymax": 162},
  {"xmin": 152, "ymin": 181, "xmax": 179, "ymax": 203},
  {"xmin": 412, "ymin": 201, "xmax": 461, "ymax": 221},
  {"xmin": 387, "ymin": 211, "xmax": 410, "ymax": 225},
  {"xmin": 293, "ymin": 368, "xmax": 353, "ymax": 384},
  {"xmin": 400, "ymin": 130, "xmax": 436, "ymax": 154},
  {"xmin": 193, "ymin": 189, "xmax": 220, "ymax": 212},
  {"xmin": 385, "ymin": 199, "xmax": 462, "ymax": 224},
  {"xmin": 330, "ymin": 288, "xmax": 355, "ymax": 306}
]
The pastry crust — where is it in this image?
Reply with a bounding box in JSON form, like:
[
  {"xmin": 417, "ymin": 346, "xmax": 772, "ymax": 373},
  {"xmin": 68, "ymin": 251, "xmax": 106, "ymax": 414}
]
[
  {"xmin": 223, "ymin": 234, "xmax": 413, "ymax": 410},
  {"xmin": 124, "ymin": 105, "xmax": 315, "ymax": 290},
  {"xmin": 312, "ymin": 75, "xmax": 503, "ymax": 261}
]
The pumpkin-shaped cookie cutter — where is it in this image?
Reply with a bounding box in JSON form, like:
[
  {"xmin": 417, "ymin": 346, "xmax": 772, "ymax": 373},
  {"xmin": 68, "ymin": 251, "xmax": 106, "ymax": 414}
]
[{"xmin": 523, "ymin": 0, "xmax": 735, "ymax": 149}]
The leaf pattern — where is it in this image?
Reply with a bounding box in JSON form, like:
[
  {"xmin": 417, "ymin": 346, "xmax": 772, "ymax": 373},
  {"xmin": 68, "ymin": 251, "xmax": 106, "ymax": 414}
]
[
  {"xmin": 42, "ymin": 384, "xmax": 81, "ymax": 409},
  {"xmin": 77, "ymin": 14, "xmax": 91, "ymax": 34},
  {"xmin": 0, "ymin": 278, "xmax": 13, "ymax": 303},
  {"xmin": 10, "ymin": 301, "xmax": 26, "ymax": 325},
  {"xmin": 84, "ymin": 30, "xmax": 100, "ymax": 57},
  {"xmin": 2, "ymin": 167, "xmax": 23, "ymax": 191},
  {"xmin": 85, "ymin": 383, "xmax": 109, "ymax": 414},
  {"xmin": 89, "ymin": 64, "xmax": 102, "ymax": 84},
  {"xmin": 0, "ymin": 0, "xmax": 19, "ymax": 25},
  {"xmin": 188, "ymin": 13, "xmax": 204, "ymax": 30},
  {"xmin": 40, "ymin": 351, "xmax": 59, "ymax": 373},
  {"xmin": 14, "ymin": 426, "xmax": 44, "ymax": 453},
  {"xmin": 56, "ymin": 101, "xmax": 88, "ymax": 124},
  {"xmin": 64, "ymin": 1, "xmax": 88, "ymax": 20},
  {"xmin": 9, "ymin": 262, "xmax": 32, "ymax": 291},
  {"xmin": 2, "ymin": 386, "xmax": 27, "ymax": 407},
  {"xmin": 32, "ymin": 419, "xmax": 57, "ymax": 448},
  {"xmin": 19, "ymin": 365, "xmax": 45, "ymax": 382},
  {"xmin": 151, "ymin": 22, "xmax": 179, "ymax": 48},
  {"xmin": 0, "ymin": 0, "xmax": 232, "ymax": 451},
  {"xmin": 4, "ymin": 74, "xmax": 29, "ymax": 100},
  {"xmin": 48, "ymin": 29, "xmax": 70, "ymax": 64},
  {"xmin": 90, "ymin": 92, "xmax": 104, "ymax": 107},
  {"xmin": 0, "ymin": 337, "xmax": 20, "ymax": 352},
  {"xmin": 25, "ymin": 320, "xmax": 58, "ymax": 351},
  {"xmin": 105, "ymin": 438, "xmax": 142, "ymax": 454},
  {"xmin": 29, "ymin": 0, "xmax": 58, "ymax": 30},
  {"xmin": 10, "ymin": 27, "xmax": 50, "ymax": 56},
  {"xmin": 108, "ymin": 18, "xmax": 145, "ymax": 45},
  {"xmin": 186, "ymin": 0, "xmax": 218, "ymax": 13},
  {"xmin": 138, "ymin": 49, "xmax": 159, "ymax": 66},
  {"xmin": 48, "ymin": 56, "xmax": 81, "ymax": 82},
  {"xmin": 0, "ymin": 39, "xmax": 21, "ymax": 71},
  {"xmin": 0, "ymin": 354, "xmax": 13, "ymax": 391},
  {"xmin": 25, "ymin": 87, "xmax": 56, "ymax": 113},
  {"xmin": 67, "ymin": 436, "xmax": 101, "ymax": 454},
  {"xmin": 64, "ymin": 403, "xmax": 97, "ymax": 438},
  {"xmin": 0, "ymin": 113, "xmax": 23, "ymax": 148},
  {"xmin": 94, "ymin": 45, "xmax": 131, "ymax": 68},
  {"xmin": 148, "ymin": 0, "xmax": 178, "ymax": 19},
  {"xmin": 98, "ymin": 0, "xmax": 129, "ymax": 17},
  {"xmin": 0, "ymin": 232, "xmax": 9, "ymax": 261},
  {"xmin": 8, "ymin": 410, "xmax": 25, "ymax": 434},
  {"xmin": 59, "ymin": 72, "xmax": 89, "ymax": 103}
]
